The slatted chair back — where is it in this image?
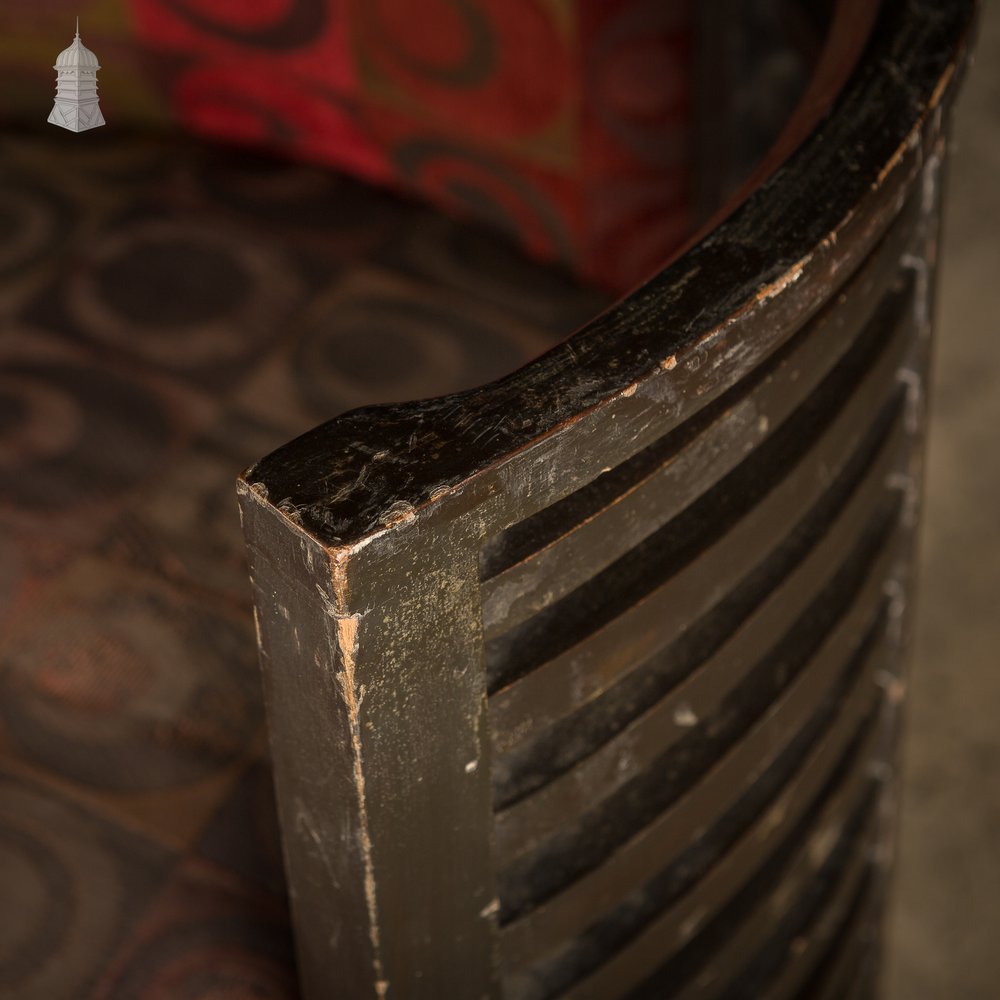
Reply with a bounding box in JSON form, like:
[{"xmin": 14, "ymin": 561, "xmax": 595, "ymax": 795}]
[{"xmin": 238, "ymin": 2, "xmax": 975, "ymax": 996}]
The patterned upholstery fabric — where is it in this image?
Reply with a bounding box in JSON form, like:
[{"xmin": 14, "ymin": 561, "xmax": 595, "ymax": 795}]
[
  {"xmin": 0, "ymin": 128, "xmax": 608, "ymax": 999},
  {"xmin": 0, "ymin": 1, "xmax": 695, "ymax": 290}
]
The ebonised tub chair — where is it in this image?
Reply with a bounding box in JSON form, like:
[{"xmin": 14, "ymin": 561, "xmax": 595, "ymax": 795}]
[
  {"xmin": 0, "ymin": 0, "xmax": 976, "ymax": 997},
  {"xmin": 237, "ymin": 1, "xmax": 976, "ymax": 998}
]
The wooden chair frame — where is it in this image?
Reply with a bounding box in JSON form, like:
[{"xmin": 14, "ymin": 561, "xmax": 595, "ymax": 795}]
[{"xmin": 238, "ymin": 2, "xmax": 976, "ymax": 996}]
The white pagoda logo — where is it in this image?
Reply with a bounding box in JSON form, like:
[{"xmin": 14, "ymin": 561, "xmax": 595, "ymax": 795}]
[{"xmin": 48, "ymin": 19, "xmax": 106, "ymax": 132}]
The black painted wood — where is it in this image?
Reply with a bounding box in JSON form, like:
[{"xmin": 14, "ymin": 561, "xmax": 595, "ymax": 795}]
[
  {"xmin": 238, "ymin": 2, "xmax": 975, "ymax": 997},
  {"xmin": 244, "ymin": 1, "xmax": 971, "ymax": 550}
]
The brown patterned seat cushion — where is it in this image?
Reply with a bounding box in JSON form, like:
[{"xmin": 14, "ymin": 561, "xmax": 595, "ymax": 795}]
[{"xmin": 0, "ymin": 127, "xmax": 607, "ymax": 999}]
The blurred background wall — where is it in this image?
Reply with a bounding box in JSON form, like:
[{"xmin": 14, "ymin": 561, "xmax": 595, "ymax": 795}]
[{"xmin": 885, "ymin": 4, "xmax": 1000, "ymax": 998}]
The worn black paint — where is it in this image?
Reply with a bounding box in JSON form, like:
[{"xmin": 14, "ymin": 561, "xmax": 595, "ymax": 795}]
[{"xmin": 245, "ymin": 0, "xmax": 973, "ymax": 551}]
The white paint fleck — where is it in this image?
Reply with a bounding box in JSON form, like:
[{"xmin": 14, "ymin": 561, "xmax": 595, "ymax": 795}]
[{"xmin": 674, "ymin": 703, "xmax": 699, "ymax": 728}]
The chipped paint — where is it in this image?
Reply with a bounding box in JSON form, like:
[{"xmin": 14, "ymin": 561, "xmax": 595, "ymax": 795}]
[
  {"xmin": 875, "ymin": 127, "xmax": 922, "ymax": 191},
  {"xmin": 755, "ymin": 260, "xmax": 806, "ymax": 305},
  {"xmin": 673, "ymin": 703, "xmax": 699, "ymax": 728},
  {"xmin": 334, "ymin": 608, "xmax": 388, "ymax": 997},
  {"xmin": 381, "ymin": 500, "xmax": 417, "ymax": 528},
  {"xmin": 252, "ymin": 605, "xmax": 264, "ymax": 648}
]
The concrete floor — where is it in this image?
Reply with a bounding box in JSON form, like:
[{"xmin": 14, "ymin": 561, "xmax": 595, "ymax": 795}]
[{"xmin": 884, "ymin": 5, "xmax": 1000, "ymax": 999}]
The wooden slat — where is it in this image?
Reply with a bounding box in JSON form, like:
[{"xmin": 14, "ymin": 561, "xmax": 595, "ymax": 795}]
[
  {"xmin": 563, "ymin": 747, "xmax": 881, "ymax": 999},
  {"xmin": 489, "ymin": 400, "xmax": 907, "ymax": 813},
  {"xmin": 499, "ymin": 628, "xmax": 885, "ymax": 978},
  {"xmin": 499, "ymin": 521, "xmax": 895, "ymax": 967},
  {"xmin": 494, "ymin": 405, "xmax": 905, "ymax": 862},
  {"xmin": 842, "ymin": 945, "xmax": 880, "ymax": 1000},
  {"xmin": 763, "ymin": 860, "xmax": 874, "ymax": 1000},
  {"xmin": 480, "ymin": 206, "xmax": 917, "ymax": 638},
  {"xmin": 488, "ymin": 299, "xmax": 912, "ymax": 756},
  {"xmin": 677, "ymin": 818, "xmax": 876, "ymax": 1000},
  {"xmin": 496, "ymin": 348, "xmax": 900, "ymax": 848},
  {"xmin": 806, "ymin": 870, "xmax": 885, "ymax": 1000}
]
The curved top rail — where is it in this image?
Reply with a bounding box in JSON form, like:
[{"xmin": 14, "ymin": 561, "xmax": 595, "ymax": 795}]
[{"xmin": 242, "ymin": 0, "xmax": 975, "ymax": 550}]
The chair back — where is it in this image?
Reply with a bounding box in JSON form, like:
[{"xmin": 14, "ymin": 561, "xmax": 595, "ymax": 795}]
[{"xmin": 239, "ymin": 1, "xmax": 975, "ymax": 995}]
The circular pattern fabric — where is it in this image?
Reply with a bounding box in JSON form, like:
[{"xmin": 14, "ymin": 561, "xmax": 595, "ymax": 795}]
[
  {"xmin": 0, "ymin": 173, "xmax": 75, "ymax": 280},
  {"xmin": 392, "ymin": 137, "xmax": 575, "ymax": 264},
  {"xmin": 104, "ymin": 916, "xmax": 295, "ymax": 1000},
  {"xmin": 589, "ymin": 3, "xmax": 690, "ymax": 166},
  {"xmin": 0, "ymin": 354, "xmax": 173, "ymax": 515},
  {"xmin": 66, "ymin": 218, "xmax": 300, "ymax": 378},
  {"xmin": 156, "ymin": 0, "xmax": 328, "ymax": 50},
  {"xmin": 356, "ymin": 0, "xmax": 573, "ymax": 142},
  {"xmin": 291, "ymin": 281, "xmax": 542, "ymax": 413},
  {"xmin": 0, "ymin": 776, "xmax": 169, "ymax": 999},
  {"xmin": 0, "ymin": 576, "xmax": 260, "ymax": 792},
  {"xmin": 172, "ymin": 64, "xmax": 388, "ymax": 180}
]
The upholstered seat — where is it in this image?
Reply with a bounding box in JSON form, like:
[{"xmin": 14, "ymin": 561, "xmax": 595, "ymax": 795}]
[{"xmin": 0, "ymin": 127, "xmax": 605, "ymax": 997}]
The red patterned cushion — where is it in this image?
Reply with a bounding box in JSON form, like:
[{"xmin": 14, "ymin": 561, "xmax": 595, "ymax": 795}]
[{"xmin": 2, "ymin": 1, "xmax": 695, "ymax": 289}]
